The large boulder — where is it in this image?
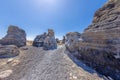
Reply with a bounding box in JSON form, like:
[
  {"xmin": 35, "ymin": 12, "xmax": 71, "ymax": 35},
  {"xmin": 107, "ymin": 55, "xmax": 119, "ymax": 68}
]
[
  {"xmin": 33, "ymin": 32, "xmax": 47, "ymax": 47},
  {"xmin": 0, "ymin": 26, "xmax": 26, "ymax": 47},
  {"xmin": 0, "ymin": 44, "xmax": 19, "ymax": 58},
  {"xmin": 65, "ymin": 0, "xmax": 120, "ymax": 79},
  {"xmin": 33, "ymin": 29, "xmax": 57, "ymax": 50}
]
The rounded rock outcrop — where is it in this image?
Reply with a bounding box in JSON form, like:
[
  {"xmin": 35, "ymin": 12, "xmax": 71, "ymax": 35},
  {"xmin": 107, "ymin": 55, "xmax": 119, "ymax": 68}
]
[{"xmin": 0, "ymin": 25, "xmax": 26, "ymax": 47}]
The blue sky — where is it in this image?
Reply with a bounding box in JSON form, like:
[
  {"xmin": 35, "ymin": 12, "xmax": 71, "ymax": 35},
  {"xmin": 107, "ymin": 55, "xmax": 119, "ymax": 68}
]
[{"xmin": 0, "ymin": 0, "xmax": 107, "ymax": 40}]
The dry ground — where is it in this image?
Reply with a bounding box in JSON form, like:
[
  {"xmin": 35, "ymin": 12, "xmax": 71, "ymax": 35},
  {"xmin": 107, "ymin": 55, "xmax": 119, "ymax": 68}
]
[{"xmin": 0, "ymin": 46, "xmax": 103, "ymax": 80}]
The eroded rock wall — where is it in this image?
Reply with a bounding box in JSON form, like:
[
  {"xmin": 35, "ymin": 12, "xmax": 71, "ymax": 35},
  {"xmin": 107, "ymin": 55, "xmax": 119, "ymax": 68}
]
[
  {"xmin": 66, "ymin": 0, "xmax": 120, "ymax": 79},
  {"xmin": 65, "ymin": 32, "xmax": 81, "ymax": 53}
]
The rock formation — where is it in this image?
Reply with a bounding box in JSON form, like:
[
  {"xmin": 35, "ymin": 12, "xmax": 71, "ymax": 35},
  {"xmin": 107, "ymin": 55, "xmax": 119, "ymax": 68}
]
[
  {"xmin": 33, "ymin": 29, "xmax": 57, "ymax": 50},
  {"xmin": 65, "ymin": 0, "xmax": 120, "ymax": 80},
  {"xmin": 65, "ymin": 32, "xmax": 81, "ymax": 52},
  {"xmin": 56, "ymin": 38, "xmax": 60, "ymax": 44},
  {"xmin": 0, "ymin": 44, "xmax": 19, "ymax": 58},
  {"xmin": 0, "ymin": 26, "xmax": 26, "ymax": 47},
  {"xmin": 62, "ymin": 36, "xmax": 66, "ymax": 44}
]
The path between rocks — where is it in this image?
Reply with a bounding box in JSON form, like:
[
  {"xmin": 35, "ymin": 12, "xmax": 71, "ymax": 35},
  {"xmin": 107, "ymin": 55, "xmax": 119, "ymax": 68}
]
[{"xmin": 3, "ymin": 46, "xmax": 103, "ymax": 80}]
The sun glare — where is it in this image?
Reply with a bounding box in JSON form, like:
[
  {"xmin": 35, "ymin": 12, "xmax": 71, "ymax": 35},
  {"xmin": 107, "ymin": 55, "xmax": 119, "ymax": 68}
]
[
  {"xmin": 43, "ymin": 0, "xmax": 56, "ymax": 5},
  {"xmin": 31, "ymin": 0, "xmax": 64, "ymax": 13},
  {"xmin": 28, "ymin": 0, "xmax": 66, "ymax": 15},
  {"xmin": 35, "ymin": 0, "xmax": 58, "ymax": 7}
]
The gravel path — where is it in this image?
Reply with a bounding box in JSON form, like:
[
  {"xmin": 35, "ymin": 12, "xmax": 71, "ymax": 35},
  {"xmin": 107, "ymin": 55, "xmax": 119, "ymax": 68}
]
[{"xmin": 3, "ymin": 46, "xmax": 103, "ymax": 80}]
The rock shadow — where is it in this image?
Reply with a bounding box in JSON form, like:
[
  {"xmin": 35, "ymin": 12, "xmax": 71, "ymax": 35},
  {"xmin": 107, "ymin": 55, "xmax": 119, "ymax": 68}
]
[{"xmin": 65, "ymin": 50, "xmax": 103, "ymax": 76}]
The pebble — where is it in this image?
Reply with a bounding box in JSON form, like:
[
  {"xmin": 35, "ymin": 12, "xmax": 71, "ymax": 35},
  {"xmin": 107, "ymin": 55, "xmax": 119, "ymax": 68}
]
[
  {"xmin": 0, "ymin": 70, "xmax": 13, "ymax": 78},
  {"xmin": 73, "ymin": 75, "xmax": 77, "ymax": 79}
]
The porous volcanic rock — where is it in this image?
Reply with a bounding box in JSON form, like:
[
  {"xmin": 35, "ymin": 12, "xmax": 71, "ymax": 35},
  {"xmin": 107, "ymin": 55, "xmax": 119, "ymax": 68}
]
[
  {"xmin": 33, "ymin": 29, "xmax": 57, "ymax": 50},
  {"xmin": 65, "ymin": 0, "xmax": 120, "ymax": 80},
  {"xmin": 0, "ymin": 45, "xmax": 19, "ymax": 58},
  {"xmin": 0, "ymin": 26, "xmax": 26, "ymax": 47}
]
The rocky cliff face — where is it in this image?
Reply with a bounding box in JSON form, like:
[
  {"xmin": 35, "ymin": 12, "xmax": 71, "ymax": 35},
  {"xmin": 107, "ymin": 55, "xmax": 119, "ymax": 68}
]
[
  {"xmin": 33, "ymin": 29, "xmax": 57, "ymax": 50},
  {"xmin": 0, "ymin": 26, "xmax": 26, "ymax": 47},
  {"xmin": 65, "ymin": 0, "xmax": 120, "ymax": 80},
  {"xmin": 85, "ymin": 0, "xmax": 120, "ymax": 31}
]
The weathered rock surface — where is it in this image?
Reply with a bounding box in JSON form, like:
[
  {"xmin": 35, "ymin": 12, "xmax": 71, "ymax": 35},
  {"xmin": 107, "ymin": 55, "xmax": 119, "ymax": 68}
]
[
  {"xmin": 0, "ymin": 26, "xmax": 26, "ymax": 47},
  {"xmin": 85, "ymin": 0, "xmax": 120, "ymax": 32},
  {"xmin": 33, "ymin": 29, "xmax": 57, "ymax": 50},
  {"xmin": 65, "ymin": 32, "xmax": 82, "ymax": 52},
  {"xmin": 56, "ymin": 38, "xmax": 64, "ymax": 45},
  {"xmin": 0, "ymin": 45, "xmax": 19, "ymax": 58},
  {"xmin": 65, "ymin": 0, "xmax": 120, "ymax": 80},
  {"xmin": 1, "ymin": 46, "xmax": 103, "ymax": 80}
]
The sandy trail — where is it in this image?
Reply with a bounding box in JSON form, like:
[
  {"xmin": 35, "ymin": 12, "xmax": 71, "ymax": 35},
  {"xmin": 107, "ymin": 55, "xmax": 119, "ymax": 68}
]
[{"xmin": 2, "ymin": 46, "xmax": 103, "ymax": 80}]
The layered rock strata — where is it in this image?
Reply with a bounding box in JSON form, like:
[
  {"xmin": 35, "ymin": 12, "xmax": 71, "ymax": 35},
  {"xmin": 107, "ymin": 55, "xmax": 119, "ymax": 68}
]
[
  {"xmin": 65, "ymin": 32, "xmax": 82, "ymax": 52},
  {"xmin": 0, "ymin": 44, "xmax": 19, "ymax": 58},
  {"xmin": 0, "ymin": 26, "xmax": 26, "ymax": 47},
  {"xmin": 65, "ymin": 0, "xmax": 120, "ymax": 79}
]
